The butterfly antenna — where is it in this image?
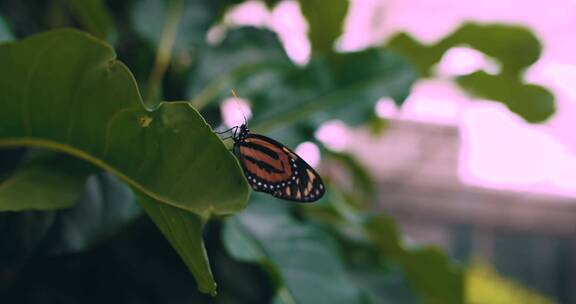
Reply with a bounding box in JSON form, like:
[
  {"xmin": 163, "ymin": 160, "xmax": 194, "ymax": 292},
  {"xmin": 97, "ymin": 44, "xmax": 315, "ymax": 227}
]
[{"xmin": 231, "ymin": 89, "xmax": 248, "ymax": 125}]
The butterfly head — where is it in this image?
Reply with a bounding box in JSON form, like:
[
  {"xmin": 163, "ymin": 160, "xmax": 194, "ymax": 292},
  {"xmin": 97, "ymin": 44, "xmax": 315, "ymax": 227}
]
[{"xmin": 234, "ymin": 124, "xmax": 250, "ymax": 142}]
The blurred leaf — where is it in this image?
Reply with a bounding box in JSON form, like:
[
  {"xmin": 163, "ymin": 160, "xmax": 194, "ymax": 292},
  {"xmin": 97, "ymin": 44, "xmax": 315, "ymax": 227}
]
[
  {"xmin": 307, "ymin": 191, "xmax": 463, "ymax": 304},
  {"xmin": 66, "ymin": 0, "xmax": 115, "ymax": 40},
  {"xmin": 387, "ymin": 32, "xmax": 444, "ymax": 78},
  {"xmin": 186, "ymin": 26, "xmax": 416, "ymax": 132},
  {"xmin": 298, "ymin": 0, "xmax": 349, "ymax": 55},
  {"xmin": 223, "ymin": 196, "xmax": 364, "ymax": 304},
  {"xmin": 211, "ymin": 241, "xmax": 275, "ymax": 304},
  {"xmin": 0, "ymin": 29, "xmax": 249, "ymax": 294},
  {"xmin": 329, "ymin": 48, "xmax": 417, "ymax": 107},
  {"xmin": 457, "ymin": 71, "xmax": 555, "ymax": 123},
  {"xmin": 187, "ymin": 27, "xmax": 291, "ymax": 107},
  {"xmin": 446, "ymin": 23, "xmax": 541, "ymax": 76},
  {"xmin": 263, "ymin": 0, "xmax": 282, "ymax": 9},
  {"xmin": 137, "ymin": 193, "xmax": 215, "ymax": 295},
  {"xmin": 365, "ymin": 216, "xmax": 464, "ymax": 304},
  {"xmin": 367, "ymin": 115, "xmax": 389, "ymax": 136},
  {"xmin": 48, "ymin": 172, "xmax": 141, "ymax": 253},
  {"xmin": 0, "ymin": 172, "xmax": 141, "ymax": 265},
  {"xmin": 388, "ymin": 23, "xmax": 541, "ymax": 76},
  {"xmin": 348, "ymin": 264, "xmax": 420, "ymax": 304},
  {"xmin": 388, "ymin": 22, "xmax": 553, "ymax": 123},
  {"xmin": 237, "ymin": 48, "xmax": 418, "ymax": 130},
  {"xmin": 0, "ymin": 14, "xmax": 13, "ymax": 42},
  {"xmin": 131, "ymin": 0, "xmax": 242, "ymax": 52},
  {"xmin": 0, "ymin": 153, "xmax": 94, "ymax": 211}
]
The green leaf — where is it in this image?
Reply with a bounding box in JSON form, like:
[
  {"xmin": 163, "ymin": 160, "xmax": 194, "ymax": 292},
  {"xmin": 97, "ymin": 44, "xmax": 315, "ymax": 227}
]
[
  {"xmin": 298, "ymin": 0, "xmax": 349, "ymax": 55},
  {"xmin": 137, "ymin": 193, "xmax": 215, "ymax": 295},
  {"xmin": 347, "ymin": 258, "xmax": 420, "ymax": 304},
  {"xmin": 386, "ymin": 32, "xmax": 444, "ymax": 77},
  {"xmin": 388, "ymin": 22, "xmax": 554, "ymax": 123},
  {"xmin": 0, "ymin": 29, "xmax": 249, "ymax": 294},
  {"xmin": 236, "ymin": 48, "xmax": 417, "ymax": 131},
  {"xmin": 457, "ymin": 71, "xmax": 555, "ymax": 123},
  {"xmin": 66, "ymin": 0, "xmax": 115, "ymax": 40},
  {"xmin": 0, "ymin": 152, "xmax": 94, "ymax": 211},
  {"xmin": 365, "ymin": 216, "xmax": 464, "ymax": 304},
  {"xmin": 446, "ymin": 23, "xmax": 541, "ymax": 76},
  {"xmin": 388, "ymin": 23, "xmax": 541, "ymax": 77},
  {"xmin": 223, "ymin": 196, "xmax": 364, "ymax": 304},
  {"xmin": 187, "ymin": 27, "xmax": 291, "ymax": 108},
  {"xmin": 186, "ymin": 27, "xmax": 415, "ymax": 134},
  {"xmin": 0, "ymin": 29, "xmax": 247, "ymax": 216},
  {"xmin": 308, "ymin": 189, "xmax": 463, "ymax": 304},
  {"xmin": 0, "ymin": 172, "xmax": 141, "ymax": 265}
]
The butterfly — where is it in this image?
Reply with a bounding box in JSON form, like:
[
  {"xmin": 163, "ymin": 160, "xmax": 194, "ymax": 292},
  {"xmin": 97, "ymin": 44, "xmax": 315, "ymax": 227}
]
[{"xmin": 219, "ymin": 123, "xmax": 325, "ymax": 202}]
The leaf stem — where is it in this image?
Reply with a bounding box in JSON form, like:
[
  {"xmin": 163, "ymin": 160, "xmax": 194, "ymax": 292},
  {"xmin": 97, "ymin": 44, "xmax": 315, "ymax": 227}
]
[
  {"xmin": 0, "ymin": 137, "xmax": 212, "ymax": 218},
  {"xmin": 145, "ymin": 0, "xmax": 183, "ymax": 108}
]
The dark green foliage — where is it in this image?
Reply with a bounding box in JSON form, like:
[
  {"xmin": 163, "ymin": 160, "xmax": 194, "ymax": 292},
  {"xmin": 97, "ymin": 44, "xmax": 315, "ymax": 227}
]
[
  {"xmin": 0, "ymin": 28, "xmax": 248, "ymax": 294},
  {"xmin": 0, "ymin": 172, "xmax": 140, "ymax": 266},
  {"xmin": 0, "ymin": 152, "xmax": 95, "ymax": 211},
  {"xmin": 224, "ymin": 195, "xmax": 364, "ymax": 304},
  {"xmin": 0, "ymin": 1, "xmax": 552, "ymax": 303}
]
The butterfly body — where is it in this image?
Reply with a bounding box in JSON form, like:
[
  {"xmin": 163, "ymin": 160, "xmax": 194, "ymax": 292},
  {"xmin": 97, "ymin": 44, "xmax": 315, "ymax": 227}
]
[{"xmin": 232, "ymin": 124, "xmax": 325, "ymax": 202}]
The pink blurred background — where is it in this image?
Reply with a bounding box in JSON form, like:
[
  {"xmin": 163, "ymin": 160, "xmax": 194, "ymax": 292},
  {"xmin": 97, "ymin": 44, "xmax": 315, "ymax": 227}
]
[{"xmin": 223, "ymin": 0, "xmax": 576, "ymax": 198}]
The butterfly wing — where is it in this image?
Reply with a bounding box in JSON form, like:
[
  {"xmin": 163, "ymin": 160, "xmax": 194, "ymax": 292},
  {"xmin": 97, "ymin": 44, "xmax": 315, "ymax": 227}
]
[{"xmin": 235, "ymin": 134, "xmax": 325, "ymax": 202}]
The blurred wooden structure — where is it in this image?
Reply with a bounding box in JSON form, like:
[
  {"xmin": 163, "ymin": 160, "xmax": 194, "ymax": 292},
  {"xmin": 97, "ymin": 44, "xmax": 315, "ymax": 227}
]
[{"xmin": 350, "ymin": 120, "xmax": 576, "ymax": 304}]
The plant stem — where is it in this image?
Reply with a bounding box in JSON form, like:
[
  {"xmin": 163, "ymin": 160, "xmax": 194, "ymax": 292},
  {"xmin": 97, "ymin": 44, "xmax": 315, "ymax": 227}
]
[{"xmin": 145, "ymin": 0, "xmax": 183, "ymax": 109}]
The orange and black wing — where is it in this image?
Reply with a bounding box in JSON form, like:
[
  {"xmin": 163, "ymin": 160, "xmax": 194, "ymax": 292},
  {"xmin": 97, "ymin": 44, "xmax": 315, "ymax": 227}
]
[{"xmin": 235, "ymin": 134, "xmax": 325, "ymax": 202}]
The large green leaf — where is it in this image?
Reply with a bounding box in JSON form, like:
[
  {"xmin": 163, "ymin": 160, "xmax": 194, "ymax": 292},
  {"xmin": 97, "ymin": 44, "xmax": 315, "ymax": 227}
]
[
  {"xmin": 0, "ymin": 152, "xmax": 94, "ymax": 211},
  {"xmin": 0, "ymin": 29, "xmax": 247, "ymax": 216},
  {"xmin": 298, "ymin": 0, "xmax": 349, "ymax": 55},
  {"xmin": 388, "ymin": 22, "xmax": 554, "ymax": 123},
  {"xmin": 0, "ymin": 29, "xmax": 249, "ymax": 294},
  {"xmin": 223, "ymin": 196, "xmax": 364, "ymax": 304}
]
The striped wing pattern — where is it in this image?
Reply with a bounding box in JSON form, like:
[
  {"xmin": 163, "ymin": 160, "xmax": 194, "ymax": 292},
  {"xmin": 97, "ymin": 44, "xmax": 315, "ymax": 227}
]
[{"xmin": 235, "ymin": 133, "xmax": 325, "ymax": 202}]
